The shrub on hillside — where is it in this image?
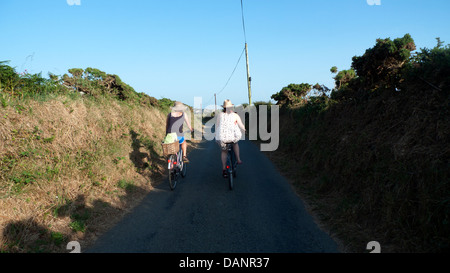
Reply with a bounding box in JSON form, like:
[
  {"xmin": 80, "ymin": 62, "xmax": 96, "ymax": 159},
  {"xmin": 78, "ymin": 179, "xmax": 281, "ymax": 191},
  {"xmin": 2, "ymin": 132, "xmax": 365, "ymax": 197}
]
[
  {"xmin": 271, "ymin": 34, "xmax": 450, "ymax": 252},
  {"xmin": 351, "ymin": 33, "xmax": 416, "ymax": 90},
  {"xmin": 406, "ymin": 38, "xmax": 450, "ymax": 91},
  {"xmin": 0, "ymin": 61, "xmax": 62, "ymax": 98},
  {"xmin": 271, "ymin": 83, "xmax": 312, "ymax": 107}
]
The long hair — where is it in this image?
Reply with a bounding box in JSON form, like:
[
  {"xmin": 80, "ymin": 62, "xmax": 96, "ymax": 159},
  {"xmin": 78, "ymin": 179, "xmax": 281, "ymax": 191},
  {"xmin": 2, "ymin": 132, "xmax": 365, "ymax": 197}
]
[{"xmin": 223, "ymin": 107, "xmax": 234, "ymax": 113}]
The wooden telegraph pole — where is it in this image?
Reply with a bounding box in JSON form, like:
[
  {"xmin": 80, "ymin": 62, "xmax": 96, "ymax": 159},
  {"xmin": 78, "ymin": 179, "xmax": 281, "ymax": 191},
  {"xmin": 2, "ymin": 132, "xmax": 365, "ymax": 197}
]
[{"xmin": 245, "ymin": 43, "xmax": 252, "ymax": 106}]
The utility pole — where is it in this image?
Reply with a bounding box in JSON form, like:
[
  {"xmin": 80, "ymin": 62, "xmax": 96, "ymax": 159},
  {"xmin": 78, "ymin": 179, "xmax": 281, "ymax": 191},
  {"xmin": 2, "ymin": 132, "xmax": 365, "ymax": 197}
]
[
  {"xmin": 214, "ymin": 93, "xmax": 217, "ymax": 113},
  {"xmin": 245, "ymin": 43, "xmax": 252, "ymax": 105}
]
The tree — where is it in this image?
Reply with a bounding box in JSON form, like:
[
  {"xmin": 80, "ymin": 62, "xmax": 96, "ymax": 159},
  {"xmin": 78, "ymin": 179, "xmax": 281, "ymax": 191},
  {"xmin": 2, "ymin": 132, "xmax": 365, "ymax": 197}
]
[
  {"xmin": 68, "ymin": 68, "xmax": 84, "ymax": 79},
  {"xmin": 48, "ymin": 73, "xmax": 59, "ymax": 82},
  {"xmin": 313, "ymin": 83, "xmax": 331, "ymax": 97},
  {"xmin": 85, "ymin": 67, "xmax": 107, "ymax": 81},
  {"xmin": 330, "ymin": 66, "xmax": 338, "ymax": 74},
  {"xmin": 0, "ymin": 61, "xmax": 20, "ymax": 93},
  {"xmin": 351, "ymin": 34, "xmax": 416, "ymax": 89},
  {"xmin": 408, "ymin": 37, "xmax": 450, "ymax": 91},
  {"xmin": 61, "ymin": 67, "xmax": 159, "ymax": 106},
  {"xmin": 334, "ymin": 69, "xmax": 356, "ymax": 90},
  {"xmin": 330, "ymin": 66, "xmax": 356, "ymax": 90},
  {"xmin": 271, "ymin": 83, "xmax": 312, "ymax": 106}
]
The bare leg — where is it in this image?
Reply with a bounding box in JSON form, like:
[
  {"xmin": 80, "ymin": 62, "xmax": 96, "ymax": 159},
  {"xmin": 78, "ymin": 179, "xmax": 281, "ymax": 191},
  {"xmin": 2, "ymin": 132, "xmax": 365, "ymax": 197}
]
[
  {"xmin": 182, "ymin": 141, "xmax": 187, "ymax": 157},
  {"xmin": 233, "ymin": 143, "xmax": 242, "ymax": 164},
  {"xmin": 221, "ymin": 150, "xmax": 228, "ymax": 170}
]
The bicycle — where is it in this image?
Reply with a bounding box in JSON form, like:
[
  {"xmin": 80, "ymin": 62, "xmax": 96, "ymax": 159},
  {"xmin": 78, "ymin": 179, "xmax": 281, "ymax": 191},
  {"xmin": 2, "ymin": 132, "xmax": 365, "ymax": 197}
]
[
  {"xmin": 162, "ymin": 140, "xmax": 187, "ymax": 190},
  {"xmin": 225, "ymin": 143, "xmax": 238, "ymax": 190}
]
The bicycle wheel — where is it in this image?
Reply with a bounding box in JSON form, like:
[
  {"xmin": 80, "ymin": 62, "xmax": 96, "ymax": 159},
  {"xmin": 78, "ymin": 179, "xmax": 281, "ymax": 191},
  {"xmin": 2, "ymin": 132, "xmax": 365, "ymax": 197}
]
[
  {"xmin": 181, "ymin": 159, "xmax": 187, "ymax": 177},
  {"xmin": 227, "ymin": 151, "xmax": 234, "ymax": 190},
  {"xmin": 228, "ymin": 169, "xmax": 234, "ymax": 190},
  {"xmin": 180, "ymin": 150, "xmax": 187, "ymax": 178},
  {"xmin": 168, "ymin": 154, "xmax": 177, "ymax": 190}
]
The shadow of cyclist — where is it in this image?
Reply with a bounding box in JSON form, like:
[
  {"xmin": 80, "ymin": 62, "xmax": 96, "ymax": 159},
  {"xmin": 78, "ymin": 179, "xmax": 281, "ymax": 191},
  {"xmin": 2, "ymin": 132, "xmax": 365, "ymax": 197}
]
[{"xmin": 129, "ymin": 130, "xmax": 166, "ymax": 181}]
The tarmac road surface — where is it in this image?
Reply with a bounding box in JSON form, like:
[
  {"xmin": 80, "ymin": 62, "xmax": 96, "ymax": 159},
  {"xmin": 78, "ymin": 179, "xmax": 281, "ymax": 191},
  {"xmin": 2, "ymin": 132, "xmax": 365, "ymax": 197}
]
[{"xmin": 87, "ymin": 139, "xmax": 338, "ymax": 253}]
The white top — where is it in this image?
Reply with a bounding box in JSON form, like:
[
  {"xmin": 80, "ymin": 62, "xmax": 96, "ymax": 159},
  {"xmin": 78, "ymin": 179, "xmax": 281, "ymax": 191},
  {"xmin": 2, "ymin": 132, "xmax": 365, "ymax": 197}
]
[{"xmin": 216, "ymin": 112, "xmax": 242, "ymax": 143}]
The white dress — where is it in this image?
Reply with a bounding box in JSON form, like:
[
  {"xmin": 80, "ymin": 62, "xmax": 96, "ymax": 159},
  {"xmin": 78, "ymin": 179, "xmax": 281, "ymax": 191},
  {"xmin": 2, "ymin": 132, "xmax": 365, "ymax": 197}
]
[{"xmin": 216, "ymin": 112, "xmax": 242, "ymax": 146}]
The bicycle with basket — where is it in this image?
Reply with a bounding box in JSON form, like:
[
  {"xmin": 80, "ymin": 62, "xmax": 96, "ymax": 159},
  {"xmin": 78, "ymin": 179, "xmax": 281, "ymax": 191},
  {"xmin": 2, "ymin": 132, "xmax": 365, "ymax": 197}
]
[{"xmin": 162, "ymin": 140, "xmax": 186, "ymax": 190}]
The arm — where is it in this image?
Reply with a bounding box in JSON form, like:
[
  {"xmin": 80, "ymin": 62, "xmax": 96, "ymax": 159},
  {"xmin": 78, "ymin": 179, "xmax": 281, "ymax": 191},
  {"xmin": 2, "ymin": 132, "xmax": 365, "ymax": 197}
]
[
  {"xmin": 184, "ymin": 112, "xmax": 193, "ymax": 132},
  {"xmin": 216, "ymin": 112, "xmax": 220, "ymax": 128},
  {"xmin": 235, "ymin": 114, "xmax": 246, "ymax": 132}
]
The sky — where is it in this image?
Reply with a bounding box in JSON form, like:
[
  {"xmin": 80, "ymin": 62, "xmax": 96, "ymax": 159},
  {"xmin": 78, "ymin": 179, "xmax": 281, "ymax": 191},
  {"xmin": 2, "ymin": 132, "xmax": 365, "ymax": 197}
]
[{"xmin": 1, "ymin": 0, "xmax": 450, "ymax": 108}]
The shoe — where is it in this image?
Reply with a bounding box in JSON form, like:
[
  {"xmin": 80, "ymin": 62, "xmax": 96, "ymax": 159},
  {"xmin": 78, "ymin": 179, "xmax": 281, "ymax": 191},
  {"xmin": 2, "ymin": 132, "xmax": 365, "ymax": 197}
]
[
  {"xmin": 222, "ymin": 170, "xmax": 228, "ymax": 178},
  {"xmin": 183, "ymin": 156, "xmax": 190, "ymax": 163}
]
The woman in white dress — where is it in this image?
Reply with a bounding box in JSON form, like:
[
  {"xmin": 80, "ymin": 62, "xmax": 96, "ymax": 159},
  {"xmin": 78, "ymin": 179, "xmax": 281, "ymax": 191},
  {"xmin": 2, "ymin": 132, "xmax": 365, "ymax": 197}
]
[{"xmin": 216, "ymin": 100, "xmax": 246, "ymax": 178}]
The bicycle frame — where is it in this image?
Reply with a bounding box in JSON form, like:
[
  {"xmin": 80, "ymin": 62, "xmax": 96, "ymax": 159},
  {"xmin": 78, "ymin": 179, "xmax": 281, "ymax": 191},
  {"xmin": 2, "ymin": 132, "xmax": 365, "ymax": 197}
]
[
  {"xmin": 226, "ymin": 143, "xmax": 238, "ymax": 190},
  {"xmin": 168, "ymin": 143, "xmax": 183, "ymax": 171},
  {"xmin": 167, "ymin": 143, "xmax": 185, "ymax": 190}
]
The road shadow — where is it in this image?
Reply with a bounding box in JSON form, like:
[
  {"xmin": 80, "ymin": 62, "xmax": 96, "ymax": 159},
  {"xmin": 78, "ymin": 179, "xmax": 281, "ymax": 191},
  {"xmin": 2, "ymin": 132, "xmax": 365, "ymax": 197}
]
[
  {"xmin": 2, "ymin": 132, "xmax": 203, "ymax": 253},
  {"xmin": 2, "ymin": 183, "xmax": 149, "ymax": 253}
]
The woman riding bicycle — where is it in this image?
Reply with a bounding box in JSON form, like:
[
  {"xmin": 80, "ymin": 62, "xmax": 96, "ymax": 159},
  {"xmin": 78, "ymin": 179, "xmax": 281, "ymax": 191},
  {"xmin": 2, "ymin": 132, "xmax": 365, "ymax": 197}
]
[
  {"xmin": 215, "ymin": 99, "xmax": 246, "ymax": 178},
  {"xmin": 166, "ymin": 101, "xmax": 193, "ymax": 163}
]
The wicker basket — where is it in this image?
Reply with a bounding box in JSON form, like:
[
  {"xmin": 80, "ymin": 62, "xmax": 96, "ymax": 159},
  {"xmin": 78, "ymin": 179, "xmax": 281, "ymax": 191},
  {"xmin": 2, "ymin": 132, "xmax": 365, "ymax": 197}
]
[{"xmin": 161, "ymin": 141, "xmax": 179, "ymax": 156}]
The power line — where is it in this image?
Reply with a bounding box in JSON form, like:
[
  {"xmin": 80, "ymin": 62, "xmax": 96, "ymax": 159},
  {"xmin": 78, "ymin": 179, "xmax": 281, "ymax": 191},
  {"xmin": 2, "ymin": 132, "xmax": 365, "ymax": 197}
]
[
  {"xmin": 205, "ymin": 1, "xmax": 249, "ymax": 107},
  {"xmin": 216, "ymin": 47, "xmax": 245, "ymax": 97},
  {"xmin": 241, "ymin": 0, "xmax": 252, "ymax": 105},
  {"xmin": 240, "ymin": 0, "xmax": 247, "ymax": 43},
  {"xmin": 204, "ymin": 46, "xmax": 245, "ymax": 107}
]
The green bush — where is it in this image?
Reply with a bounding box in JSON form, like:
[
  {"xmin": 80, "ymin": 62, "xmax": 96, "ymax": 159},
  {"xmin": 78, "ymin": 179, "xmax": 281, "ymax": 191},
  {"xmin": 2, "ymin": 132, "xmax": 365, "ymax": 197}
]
[
  {"xmin": 158, "ymin": 97, "xmax": 175, "ymax": 112},
  {"xmin": 0, "ymin": 61, "xmax": 63, "ymax": 98},
  {"xmin": 270, "ymin": 34, "xmax": 450, "ymax": 252},
  {"xmin": 0, "ymin": 61, "xmax": 20, "ymax": 93},
  {"xmin": 351, "ymin": 33, "xmax": 416, "ymax": 90},
  {"xmin": 271, "ymin": 83, "xmax": 312, "ymax": 107},
  {"xmin": 1, "ymin": 62, "xmax": 160, "ymax": 107},
  {"xmin": 407, "ymin": 38, "xmax": 450, "ymax": 90}
]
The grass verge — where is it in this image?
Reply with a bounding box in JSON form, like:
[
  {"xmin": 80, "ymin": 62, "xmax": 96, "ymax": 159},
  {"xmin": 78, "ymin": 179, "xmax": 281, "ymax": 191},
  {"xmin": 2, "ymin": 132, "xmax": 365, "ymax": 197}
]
[{"xmin": 0, "ymin": 93, "xmax": 171, "ymax": 252}]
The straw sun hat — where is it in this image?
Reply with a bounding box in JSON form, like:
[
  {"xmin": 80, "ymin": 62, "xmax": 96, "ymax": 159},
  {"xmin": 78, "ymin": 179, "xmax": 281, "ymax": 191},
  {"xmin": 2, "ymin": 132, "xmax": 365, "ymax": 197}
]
[
  {"xmin": 171, "ymin": 101, "xmax": 187, "ymax": 111},
  {"xmin": 222, "ymin": 99, "xmax": 234, "ymax": 108}
]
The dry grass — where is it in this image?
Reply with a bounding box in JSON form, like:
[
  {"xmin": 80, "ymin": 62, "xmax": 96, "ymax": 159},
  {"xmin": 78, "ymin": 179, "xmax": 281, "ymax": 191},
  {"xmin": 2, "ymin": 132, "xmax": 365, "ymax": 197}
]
[{"xmin": 0, "ymin": 94, "xmax": 174, "ymax": 252}]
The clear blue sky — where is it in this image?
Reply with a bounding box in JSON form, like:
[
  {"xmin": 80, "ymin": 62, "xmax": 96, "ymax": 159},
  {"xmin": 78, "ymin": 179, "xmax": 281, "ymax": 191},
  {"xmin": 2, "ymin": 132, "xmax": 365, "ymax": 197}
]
[{"xmin": 1, "ymin": 0, "xmax": 449, "ymax": 108}]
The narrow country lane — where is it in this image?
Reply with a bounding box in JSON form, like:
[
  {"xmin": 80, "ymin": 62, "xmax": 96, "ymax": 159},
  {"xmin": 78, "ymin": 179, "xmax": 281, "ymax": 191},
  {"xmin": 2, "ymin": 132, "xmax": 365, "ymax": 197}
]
[{"xmin": 87, "ymin": 139, "xmax": 338, "ymax": 253}]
